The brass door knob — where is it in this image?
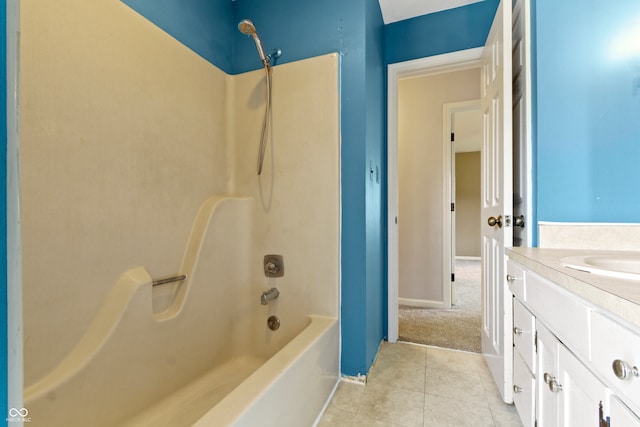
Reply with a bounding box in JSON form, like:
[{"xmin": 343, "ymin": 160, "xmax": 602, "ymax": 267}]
[{"xmin": 488, "ymin": 215, "xmax": 503, "ymax": 228}]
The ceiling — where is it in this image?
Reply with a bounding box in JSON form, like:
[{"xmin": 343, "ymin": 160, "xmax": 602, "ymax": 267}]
[{"xmin": 378, "ymin": 0, "xmax": 483, "ymax": 24}]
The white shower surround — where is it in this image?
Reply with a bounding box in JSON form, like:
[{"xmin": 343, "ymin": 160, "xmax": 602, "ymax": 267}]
[{"xmin": 21, "ymin": 44, "xmax": 341, "ymax": 426}]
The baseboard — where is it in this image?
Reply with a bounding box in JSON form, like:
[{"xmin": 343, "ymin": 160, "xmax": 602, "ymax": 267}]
[
  {"xmin": 456, "ymin": 256, "xmax": 481, "ymax": 261},
  {"xmin": 398, "ymin": 298, "xmax": 444, "ymax": 309}
]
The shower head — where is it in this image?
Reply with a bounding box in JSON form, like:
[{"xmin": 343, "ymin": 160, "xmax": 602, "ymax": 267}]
[
  {"xmin": 238, "ymin": 19, "xmax": 256, "ymax": 35},
  {"xmin": 238, "ymin": 19, "xmax": 269, "ymax": 67}
]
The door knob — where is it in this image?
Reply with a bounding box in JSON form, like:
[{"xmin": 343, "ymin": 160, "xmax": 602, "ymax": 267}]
[{"xmin": 487, "ymin": 215, "xmax": 503, "ymax": 228}]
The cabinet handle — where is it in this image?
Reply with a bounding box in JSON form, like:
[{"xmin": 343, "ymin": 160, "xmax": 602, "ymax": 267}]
[
  {"xmin": 506, "ymin": 274, "xmax": 518, "ymax": 283},
  {"xmin": 612, "ymin": 359, "xmax": 639, "ymax": 380},
  {"xmin": 543, "ymin": 373, "xmax": 563, "ymax": 392},
  {"xmin": 513, "ymin": 385, "xmax": 522, "ymax": 393},
  {"xmin": 513, "ymin": 327, "xmax": 523, "ymax": 335},
  {"xmin": 549, "ymin": 378, "xmax": 563, "ymax": 393}
]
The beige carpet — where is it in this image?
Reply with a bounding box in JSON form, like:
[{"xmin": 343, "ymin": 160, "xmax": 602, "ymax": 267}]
[{"xmin": 399, "ymin": 259, "xmax": 481, "ymax": 353}]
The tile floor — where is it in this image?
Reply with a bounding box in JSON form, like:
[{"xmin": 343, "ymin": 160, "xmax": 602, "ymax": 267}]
[{"xmin": 318, "ymin": 341, "xmax": 523, "ymax": 427}]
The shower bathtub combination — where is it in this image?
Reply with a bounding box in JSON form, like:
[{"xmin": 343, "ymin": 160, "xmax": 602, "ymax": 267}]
[
  {"xmin": 20, "ymin": 4, "xmax": 341, "ymax": 421},
  {"xmin": 24, "ymin": 197, "xmax": 340, "ymax": 426}
]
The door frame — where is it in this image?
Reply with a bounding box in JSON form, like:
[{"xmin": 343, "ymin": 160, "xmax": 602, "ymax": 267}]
[
  {"xmin": 444, "ymin": 100, "xmax": 481, "ymax": 308},
  {"xmin": 387, "ymin": 47, "xmax": 483, "ymax": 343}
]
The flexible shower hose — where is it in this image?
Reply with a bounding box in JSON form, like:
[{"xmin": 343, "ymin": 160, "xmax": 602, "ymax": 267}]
[{"xmin": 257, "ymin": 65, "xmax": 272, "ymax": 175}]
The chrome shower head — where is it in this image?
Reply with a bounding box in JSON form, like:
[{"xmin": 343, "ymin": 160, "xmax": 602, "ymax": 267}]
[{"xmin": 238, "ymin": 19, "xmax": 269, "ymax": 67}]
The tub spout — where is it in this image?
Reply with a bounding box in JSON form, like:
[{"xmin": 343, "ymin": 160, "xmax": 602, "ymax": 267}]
[{"xmin": 261, "ymin": 287, "xmax": 279, "ymax": 305}]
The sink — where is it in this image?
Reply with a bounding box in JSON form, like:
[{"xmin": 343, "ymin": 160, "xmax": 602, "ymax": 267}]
[{"xmin": 560, "ymin": 254, "xmax": 640, "ymax": 281}]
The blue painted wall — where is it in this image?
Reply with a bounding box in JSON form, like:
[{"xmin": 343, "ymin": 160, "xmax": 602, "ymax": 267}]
[
  {"xmin": 385, "ymin": 0, "xmax": 498, "ymax": 65},
  {"xmin": 1, "ymin": 0, "xmax": 8, "ymax": 423},
  {"xmin": 365, "ymin": 0, "xmax": 386, "ymax": 369},
  {"xmin": 535, "ymin": 0, "xmax": 640, "ymax": 222}
]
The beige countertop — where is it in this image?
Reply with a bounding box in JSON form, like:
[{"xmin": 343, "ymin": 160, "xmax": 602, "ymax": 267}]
[{"xmin": 507, "ymin": 247, "xmax": 640, "ymax": 330}]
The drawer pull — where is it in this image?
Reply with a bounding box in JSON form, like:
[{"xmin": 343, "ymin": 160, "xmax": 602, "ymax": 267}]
[
  {"xmin": 543, "ymin": 373, "xmax": 563, "ymax": 392},
  {"xmin": 513, "ymin": 327, "xmax": 523, "ymax": 335},
  {"xmin": 612, "ymin": 359, "xmax": 639, "ymax": 380},
  {"xmin": 513, "ymin": 385, "xmax": 522, "ymax": 393}
]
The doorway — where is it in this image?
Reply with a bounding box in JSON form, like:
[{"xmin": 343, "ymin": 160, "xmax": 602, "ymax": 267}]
[
  {"xmin": 396, "ymin": 99, "xmax": 483, "ymax": 353},
  {"xmin": 387, "ymin": 47, "xmax": 483, "ymax": 343}
]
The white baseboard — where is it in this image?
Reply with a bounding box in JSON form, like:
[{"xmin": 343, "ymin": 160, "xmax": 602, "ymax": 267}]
[
  {"xmin": 456, "ymin": 256, "xmax": 481, "ymax": 261},
  {"xmin": 398, "ymin": 298, "xmax": 444, "ymax": 309}
]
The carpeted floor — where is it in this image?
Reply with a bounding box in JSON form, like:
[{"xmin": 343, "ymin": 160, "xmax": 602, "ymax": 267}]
[{"xmin": 399, "ymin": 259, "xmax": 481, "ymax": 353}]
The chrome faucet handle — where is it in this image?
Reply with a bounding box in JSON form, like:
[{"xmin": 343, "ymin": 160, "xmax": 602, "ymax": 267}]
[{"xmin": 264, "ymin": 255, "xmax": 284, "ymax": 277}]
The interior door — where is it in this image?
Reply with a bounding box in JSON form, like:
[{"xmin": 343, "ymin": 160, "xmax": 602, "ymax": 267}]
[{"xmin": 481, "ymin": 0, "xmax": 513, "ymax": 403}]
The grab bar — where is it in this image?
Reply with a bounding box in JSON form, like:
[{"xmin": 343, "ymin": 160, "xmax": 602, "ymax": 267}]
[{"xmin": 152, "ymin": 274, "xmax": 188, "ymax": 287}]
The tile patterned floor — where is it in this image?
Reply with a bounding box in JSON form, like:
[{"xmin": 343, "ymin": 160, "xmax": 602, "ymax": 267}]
[{"xmin": 318, "ymin": 341, "xmax": 523, "ymax": 427}]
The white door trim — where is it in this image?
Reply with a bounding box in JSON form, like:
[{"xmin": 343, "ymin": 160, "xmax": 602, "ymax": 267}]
[
  {"xmin": 443, "ymin": 100, "xmax": 480, "ymax": 309},
  {"xmin": 387, "ymin": 47, "xmax": 483, "ymax": 343}
]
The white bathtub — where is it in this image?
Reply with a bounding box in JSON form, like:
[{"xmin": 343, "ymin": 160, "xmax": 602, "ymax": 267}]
[
  {"xmin": 124, "ymin": 316, "xmax": 339, "ymax": 427},
  {"xmin": 23, "ymin": 197, "xmax": 339, "ymax": 426}
]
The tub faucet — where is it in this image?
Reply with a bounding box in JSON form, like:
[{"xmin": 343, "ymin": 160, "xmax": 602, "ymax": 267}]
[{"xmin": 261, "ymin": 287, "xmax": 280, "ymax": 305}]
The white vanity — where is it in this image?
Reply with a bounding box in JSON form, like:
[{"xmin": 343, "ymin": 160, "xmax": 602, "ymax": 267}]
[{"xmin": 506, "ymin": 247, "xmax": 640, "ymax": 427}]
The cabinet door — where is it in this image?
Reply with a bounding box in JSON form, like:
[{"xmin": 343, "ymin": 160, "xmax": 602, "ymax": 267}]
[
  {"xmin": 610, "ymin": 396, "xmax": 640, "ymax": 426},
  {"xmin": 537, "ymin": 321, "xmax": 559, "ymax": 426},
  {"xmin": 514, "ymin": 350, "xmax": 536, "ymax": 427},
  {"xmin": 558, "ymin": 344, "xmax": 607, "ymax": 427}
]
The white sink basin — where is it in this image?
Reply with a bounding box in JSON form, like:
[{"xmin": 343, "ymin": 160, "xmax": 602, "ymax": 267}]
[{"xmin": 561, "ymin": 255, "xmax": 640, "ymax": 281}]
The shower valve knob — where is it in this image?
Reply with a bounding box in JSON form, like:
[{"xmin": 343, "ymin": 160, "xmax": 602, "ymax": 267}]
[{"xmin": 264, "ymin": 255, "xmax": 284, "ymax": 277}]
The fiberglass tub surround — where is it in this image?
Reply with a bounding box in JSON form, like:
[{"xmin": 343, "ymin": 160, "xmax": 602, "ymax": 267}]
[{"xmin": 21, "ymin": 3, "xmax": 340, "ymax": 420}]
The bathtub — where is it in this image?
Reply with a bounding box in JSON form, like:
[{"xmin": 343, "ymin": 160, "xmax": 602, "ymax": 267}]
[
  {"xmin": 23, "ymin": 197, "xmax": 339, "ymax": 426},
  {"xmin": 123, "ymin": 316, "xmax": 339, "ymax": 427}
]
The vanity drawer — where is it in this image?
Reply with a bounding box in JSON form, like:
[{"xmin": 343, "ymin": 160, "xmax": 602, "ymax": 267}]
[
  {"xmin": 513, "ymin": 350, "xmax": 535, "ymax": 427},
  {"xmin": 507, "ymin": 260, "xmax": 526, "ymax": 302},
  {"xmin": 513, "ymin": 298, "xmax": 536, "ymax": 374},
  {"xmin": 591, "ymin": 311, "xmax": 640, "ymax": 413},
  {"xmin": 526, "ymin": 269, "xmax": 591, "ymax": 361}
]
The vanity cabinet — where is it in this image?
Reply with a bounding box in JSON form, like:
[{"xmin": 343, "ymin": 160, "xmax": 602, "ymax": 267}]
[{"xmin": 507, "ymin": 258, "xmax": 640, "ymax": 427}]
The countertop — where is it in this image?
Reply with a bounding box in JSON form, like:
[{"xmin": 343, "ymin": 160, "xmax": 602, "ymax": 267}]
[{"xmin": 506, "ymin": 247, "xmax": 640, "ymax": 330}]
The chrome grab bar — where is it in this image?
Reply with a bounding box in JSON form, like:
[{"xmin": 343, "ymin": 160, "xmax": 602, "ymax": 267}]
[{"xmin": 152, "ymin": 274, "xmax": 188, "ymax": 287}]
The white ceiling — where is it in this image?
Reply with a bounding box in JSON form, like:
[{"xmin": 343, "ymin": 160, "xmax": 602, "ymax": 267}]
[{"xmin": 378, "ymin": 0, "xmax": 483, "ymax": 24}]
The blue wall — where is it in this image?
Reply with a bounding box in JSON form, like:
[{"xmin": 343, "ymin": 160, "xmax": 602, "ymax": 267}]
[
  {"xmin": 1, "ymin": 0, "xmax": 8, "ymax": 423},
  {"xmin": 385, "ymin": 0, "xmax": 498, "ymax": 64},
  {"xmin": 536, "ymin": 0, "xmax": 640, "ymax": 222}
]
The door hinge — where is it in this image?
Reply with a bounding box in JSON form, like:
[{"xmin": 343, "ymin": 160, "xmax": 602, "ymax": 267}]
[
  {"xmin": 451, "ymin": 203, "xmax": 455, "ymax": 212},
  {"xmin": 451, "ymin": 132, "xmax": 455, "ymax": 142},
  {"xmin": 535, "ymin": 330, "xmax": 538, "ymax": 353},
  {"xmin": 395, "ymin": 216, "xmax": 398, "ymax": 224},
  {"xmin": 451, "ymin": 273, "xmax": 455, "ymax": 282}
]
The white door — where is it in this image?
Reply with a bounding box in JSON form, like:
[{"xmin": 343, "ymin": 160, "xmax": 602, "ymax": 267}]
[{"xmin": 481, "ymin": 0, "xmax": 513, "ymax": 403}]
